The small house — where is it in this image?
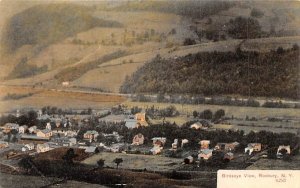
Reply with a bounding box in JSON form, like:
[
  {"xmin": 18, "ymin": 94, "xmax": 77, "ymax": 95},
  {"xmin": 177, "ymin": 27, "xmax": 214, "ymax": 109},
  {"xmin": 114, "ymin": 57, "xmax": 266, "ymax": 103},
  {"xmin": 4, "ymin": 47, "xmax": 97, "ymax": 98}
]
[
  {"xmin": 85, "ymin": 146, "xmax": 97, "ymax": 153},
  {"xmin": 69, "ymin": 138, "xmax": 77, "ymax": 146},
  {"xmin": 36, "ymin": 143, "xmax": 50, "ymax": 153},
  {"xmin": 132, "ymin": 133, "xmax": 145, "ymax": 145},
  {"xmin": 181, "ymin": 139, "xmax": 189, "ymax": 148},
  {"xmin": 45, "ymin": 122, "xmax": 52, "ymax": 130},
  {"xmin": 171, "ymin": 139, "xmax": 178, "ymax": 150},
  {"xmin": 245, "ymin": 143, "xmax": 262, "ymax": 155},
  {"xmin": 199, "ymin": 140, "xmax": 210, "ymax": 150},
  {"xmin": 150, "ymin": 146, "xmax": 163, "ymax": 155},
  {"xmin": 19, "ymin": 125, "xmax": 28, "ymax": 134},
  {"xmin": 125, "ymin": 119, "xmax": 138, "ymax": 129},
  {"xmin": 190, "ymin": 122, "xmax": 202, "ymax": 130},
  {"xmin": 277, "ymin": 145, "xmax": 291, "ymax": 158},
  {"xmin": 224, "ymin": 152, "xmax": 234, "ymax": 160},
  {"xmin": 198, "ymin": 149, "xmax": 213, "ymax": 160},
  {"xmin": 83, "ymin": 130, "xmax": 99, "ymax": 141},
  {"xmin": 0, "ymin": 141, "xmax": 9, "ymax": 149},
  {"xmin": 36, "ymin": 129, "xmax": 53, "ymax": 138},
  {"xmin": 62, "ymin": 81, "xmax": 70, "ymax": 86},
  {"xmin": 22, "ymin": 143, "xmax": 34, "ymax": 152},
  {"xmin": 28, "ymin": 126, "xmax": 37, "ymax": 134},
  {"xmin": 152, "ymin": 137, "xmax": 167, "ymax": 146},
  {"xmin": 184, "ymin": 156, "xmax": 194, "ymax": 164}
]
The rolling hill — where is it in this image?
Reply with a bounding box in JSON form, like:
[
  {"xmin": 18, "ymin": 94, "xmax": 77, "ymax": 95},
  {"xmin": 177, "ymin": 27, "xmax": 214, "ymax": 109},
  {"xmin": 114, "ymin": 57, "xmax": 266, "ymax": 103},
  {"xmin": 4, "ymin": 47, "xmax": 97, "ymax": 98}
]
[{"xmin": 0, "ymin": 1, "xmax": 299, "ymax": 100}]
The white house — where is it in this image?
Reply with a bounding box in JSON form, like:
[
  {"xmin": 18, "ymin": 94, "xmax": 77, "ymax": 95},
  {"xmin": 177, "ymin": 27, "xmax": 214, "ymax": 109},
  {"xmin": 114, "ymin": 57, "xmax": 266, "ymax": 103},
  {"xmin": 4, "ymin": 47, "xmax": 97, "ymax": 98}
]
[
  {"xmin": 28, "ymin": 126, "xmax": 37, "ymax": 134},
  {"xmin": 245, "ymin": 143, "xmax": 262, "ymax": 155},
  {"xmin": 181, "ymin": 139, "xmax": 189, "ymax": 148},
  {"xmin": 69, "ymin": 138, "xmax": 77, "ymax": 146},
  {"xmin": 171, "ymin": 139, "xmax": 178, "ymax": 150},
  {"xmin": 36, "ymin": 143, "xmax": 50, "ymax": 153},
  {"xmin": 22, "ymin": 143, "xmax": 34, "ymax": 152},
  {"xmin": 62, "ymin": 81, "xmax": 70, "ymax": 86},
  {"xmin": 85, "ymin": 146, "xmax": 97, "ymax": 153},
  {"xmin": 150, "ymin": 146, "xmax": 163, "ymax": 155},
  {"xmin": 19, "ymin": 125, "xmax": 28, "ymax": 134},
  {"xmin": 277, "ymin": 145, "xmax": 291, "ymax": 158},
  {"xmin": 46, "ymin": 122, "xmax": 52, "ymax": 130},
  {"xmin": 190, "ymin": 122, "xmax": 203, "ymax": 129}
]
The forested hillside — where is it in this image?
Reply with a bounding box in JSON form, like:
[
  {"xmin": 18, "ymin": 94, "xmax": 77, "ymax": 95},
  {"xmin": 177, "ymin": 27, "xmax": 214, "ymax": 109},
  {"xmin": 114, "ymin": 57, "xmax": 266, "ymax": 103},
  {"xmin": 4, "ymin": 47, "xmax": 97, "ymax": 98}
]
[
  {"xmin": 1, "ymin": 3, "xmax": 122, "ymax": 53},
  {"xmin": 108, "ymin": 0, "xmax": 234, "ymax": 19},
  {"xmin": 121, "ymin": 46, "xmax": 299, "ymax": 99}
]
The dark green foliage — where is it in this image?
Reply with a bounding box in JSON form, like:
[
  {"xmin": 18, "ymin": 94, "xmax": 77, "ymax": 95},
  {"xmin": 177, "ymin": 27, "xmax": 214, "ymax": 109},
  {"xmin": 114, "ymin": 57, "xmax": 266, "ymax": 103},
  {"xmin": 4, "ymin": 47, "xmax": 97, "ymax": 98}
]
[
  {"xmin": 183, "ymin": 38, "xmax": 196, "ymax": 46},
  {"xmin": 213, "ymin": 109, "xmax": 225, "ymax": 120},
  {"xmin": 6, "ymin": 57, "xmax": 48, "ymax": 79},
  {"xmin": 18, "ymin": 156, "xmax": 34, "ymax": 173},
  {"xmin": 62, "ymin": 148, "xmax": 78, "ymax": 165},
  {"xmin": 192, "ymin": 111, "xmax": 198, "ymax": 118},
  {"xmin": 55, "ymin": 50, "xmax": 126, "ymax": 82},
  {"xmin": 113, "ymin": 158, "xmax": 123, "ymax": 169},
  {"xmin": 111, "ymin": 1, "xmax": 234, "ymax": 19},
  {"xmin": 199, "ymin": 110, "xmax": 213, "ymax": 120},
  {"xmin": 250, "ymin": 8, "xmax": 264, "ymax": 18},
  {"xmin": 262, "ymin": 101, "xmax": 290, "ymax": 108},
  {"xmin": 227, "ymin": 17, "xmax": 262, "ymax": 39},
  {"xmin": 3, "ymin": 93, "xmax": 33, "ymax": 100},
  {"xmin": 1, "ymin": 4, "xmax": 122, "ymax": 53},
  {"xmin": 131, "ymin": 106, "xmax": 142, "ymax": 114},
  {"xmin": 97, "ymin": 159, "xmax": 105, "ymax": 168},
  {"xmin": 121, "ymin": 49, "xmax": 299, "ymax": 99}
]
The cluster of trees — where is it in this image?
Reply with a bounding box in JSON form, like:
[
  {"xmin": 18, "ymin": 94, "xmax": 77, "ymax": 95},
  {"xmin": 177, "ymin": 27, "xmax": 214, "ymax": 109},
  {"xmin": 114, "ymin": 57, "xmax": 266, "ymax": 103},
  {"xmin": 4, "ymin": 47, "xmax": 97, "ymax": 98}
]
[
  {"xmin": 250, "ymin": 8, "xmax": 264, "ymax": 18},
  {"xmin": 227, "ymin": 16, "xmax": 263, "ymax": 39},
  {"xmin": 121, "ymin": 46, "xmax": 299, "ymax": 99},
  {"xmin": 145, "ymin": 105, "xmax": 179, "ymax": 119},
  {"xmin": 192, "ymin": 109, "xmax": 225, "ymax": 121},
  {"xmin": 158, "ymin": 94, "xmax": 260, "ymax": 107},
  {"xmin": 262, "ymin": 101, "xmax": 291, "ymax": 108},
  {"xmin": 3, "ymin": 92, "xmax": 33, "ymax": 100},
  {"xmin": 6, "ymin": 57, "xmax": 48, "ymax": 79},
  {"xmin": 0, "ymin": 111, "xmax": 39, "ymax": 128},
  {"xmin": 55, "ymin": 50, "xmax": 126, "ymax": 82}
]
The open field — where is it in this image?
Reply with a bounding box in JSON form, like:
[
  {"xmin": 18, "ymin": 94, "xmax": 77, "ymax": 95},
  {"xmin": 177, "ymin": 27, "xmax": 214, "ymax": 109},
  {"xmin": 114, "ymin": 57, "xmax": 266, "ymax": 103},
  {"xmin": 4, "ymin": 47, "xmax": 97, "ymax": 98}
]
[
  {"xmin": 0, "ymin": 172, "xmax": 108, "ymax": 188},
  {"xmin": 247, "ymin": 155, "xmax": 300, "ymax": 170},
  {"xmin": 124, "ymin": 101, "xmax": 300, "ymax": 119},
  {"xmin": 0, "ymin": 85, "xmax": 126, "ymax": 113},
  {"xmin": 82, "ymin": 152, "xmax": 183, "ymax": 171}
]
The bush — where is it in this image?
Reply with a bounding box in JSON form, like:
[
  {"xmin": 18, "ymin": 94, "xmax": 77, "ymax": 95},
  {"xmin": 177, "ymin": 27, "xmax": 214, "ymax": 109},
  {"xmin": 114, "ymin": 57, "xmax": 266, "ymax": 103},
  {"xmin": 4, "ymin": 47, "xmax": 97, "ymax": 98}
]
[
  {"xmin": 183, "ymin": 38, "xmax": 196, "ymax": 46},
  {"xmin": 250, "ymin": 8, "xmax": 264, "ymax": 18}
]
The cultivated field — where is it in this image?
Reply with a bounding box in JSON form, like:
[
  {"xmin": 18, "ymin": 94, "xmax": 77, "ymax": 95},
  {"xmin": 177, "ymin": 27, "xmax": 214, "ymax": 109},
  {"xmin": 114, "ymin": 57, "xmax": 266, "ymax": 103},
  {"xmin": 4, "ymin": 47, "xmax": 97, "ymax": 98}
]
[
  {"xmin": 82, "ymin": 152, "xmax": 183, "ymax": 171},
  {"xmin": 0, "ymin": 86, "xmax": 126, "ymax": 113}
]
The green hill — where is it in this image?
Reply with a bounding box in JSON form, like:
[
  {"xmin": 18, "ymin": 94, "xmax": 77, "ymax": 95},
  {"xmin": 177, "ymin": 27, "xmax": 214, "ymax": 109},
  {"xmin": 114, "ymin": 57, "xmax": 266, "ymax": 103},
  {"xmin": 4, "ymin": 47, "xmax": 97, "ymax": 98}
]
[
  {"xmin": 121, "ymin": 47, "xmax": 299, "ymax": 99},
  {"xmin": 1, "ymin": 3, "xmax": 122, "ymax": 53}
]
